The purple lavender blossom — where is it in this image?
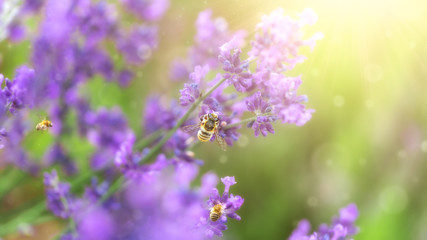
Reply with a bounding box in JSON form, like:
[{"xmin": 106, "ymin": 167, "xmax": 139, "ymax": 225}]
[
  {"xmin": 121, "ymin": 0, "xmax": 170, "ymax": 21},
  {"xmin": 21, "ymin": 0, "xmax": 45, "ymax": 13},
  {"xmin": 249, "ymin": 8, "xmax": 323, "ymax": 73},
  {"xmin": 76, "ymin": 207, "xmax": 116, "ymax": 240},
  {"xmin": 288, "ymin": 204, "xmax": 359, "ymax": 240},
  {"xmin": 143, "ymin": 96, "xmax": 181, "ymax": 134},
  {"xmin": 7, "ymin": 21, "xmax": 26, "ymax": 42},
  {"xmin": 199, "ymin": 176, "xmax": 244, "ymax": 238},
  {"xmin": 86, "ymin": 107, "xmax": 132, "ymax": 169},
  {"xmin": 246, "ymin": 91, "xmax": 276, "ymax": 137},
  {"xmin": 180, "ymin": 83, "xmax": 200, "ymax": 106},
  {"xmin": 3, "ymin": 66, "xmax": 36, "ymax": 113},
  {"xmin": 219, "ymin": 38, "xmax": 252, "ymax": 92},
  {"xmin": 44, "ymin": 143, "xmax": 77, "ymax": 176},
  {"xmin": 266, "ymin": 75, "xmax": 314, "ymax": 126},
  {"xmin": 117, "ymin": 25, "xmax": 158, "ymax": 65},
  {"xmin": 1, "ymin": 116, "xmax": 39, "ymax": 173},
  {"xmin": 179, "ymin": 65, "xmax": 209, "ymax": 106},
  {"xmin": 77, "ymin": 1, "xmax": 117, "ymax": 47},
  {"xmin": 170, "ymin": 9, "xmax": 246, "ymax": 81},
  {"xmin": 44, "ymin": 170, "xmax": 75, "ymax": 218}
]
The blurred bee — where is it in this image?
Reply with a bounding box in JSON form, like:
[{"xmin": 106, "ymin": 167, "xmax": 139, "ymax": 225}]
[
  {"xmin": 209, "ymin": 203, "xmax": 224, "ymax": 222},
  {"xmin": 182, "ymin": 112, "xmax": 226, "ymax": 151},
  {"xmin": 36, "ymin": 119, "xmax": 53, "ymax": 131}
]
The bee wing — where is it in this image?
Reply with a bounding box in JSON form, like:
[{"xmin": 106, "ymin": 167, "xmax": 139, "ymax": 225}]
[
  {"xmin": 181, "ymin": 124, "xmax": 200, "ymax": 134},
  {"xmin": 214, "ymin": 130, "xmax": 227, "ymax": 151}
]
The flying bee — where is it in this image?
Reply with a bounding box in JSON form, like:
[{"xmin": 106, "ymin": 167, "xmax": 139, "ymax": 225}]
[
  {"xmin": 36, "ymin": 119, "xmax": 53, "ymax": 131},
  {"xmin": 182, "ymin": 112, "xmax": 227, "ymax": 151},
  {"xmin": 209, "ymin": 203, "xmax": 224, "ymax": 222}
]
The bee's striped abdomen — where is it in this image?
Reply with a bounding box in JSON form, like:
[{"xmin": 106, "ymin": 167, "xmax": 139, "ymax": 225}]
[
  {"xmin": 210, "ymin": 212, "xmax": 220, "ymax": 222},
  {"xmin": 197, "ymin": 129, "xmax": 213, "ymax": 142},
  {"xmin": 209, "ymin": 203, "xmax": 223, "ymax": 222}
]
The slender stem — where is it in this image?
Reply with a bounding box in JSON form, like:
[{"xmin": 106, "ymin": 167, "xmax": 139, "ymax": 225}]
[
  {"xmin": 0, "ymin": 200, "xmax": 46, "ymax": 236},
  {"xmin": 0, "ymin": 168, "xmax": 26, "ymax": 201},
  {"xmin": 141, "ymin": 78, "xmax": 227, "ymax": 163},
  {"xmin": 224, "ymin": 116, "xmax": 258, "ymax": 130},
  {"xmin": 0, "ymin": 170, "xmax": 93, "ymax": 237},
  {"xmin": 97, "ymin": 176, "xmax": 125, "ymax": 205},
  {"xmin": 133, "ymin": 129, "xmax": 163, "ymax": 150},
  {"xmin": 0, "ymin": 78, "xmax": 228, "ymax": 237}
]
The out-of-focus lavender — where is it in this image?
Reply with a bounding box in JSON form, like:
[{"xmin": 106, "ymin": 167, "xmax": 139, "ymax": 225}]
[
  {"xmin": 288, "ymin": 204, "xmax": 359, "ymax": 240},
  {"xmin": 0, "ymin": 1, "xmax": 326, "ymax": 239},
  {"xmin": 0, "ymin": 0, "xmax": 166, "ymax": 173},
  {"xmin": 176, "ymin": 8, "xmax": 322, "ymax": 140}
]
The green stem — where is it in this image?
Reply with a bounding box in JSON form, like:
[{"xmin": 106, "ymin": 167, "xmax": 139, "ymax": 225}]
[
  {"xmin": 0, "ymin": 170, "xmax": 93, "ymax": 237},
  {"xmin": 133, "ymin": 129, "xmax": 163, "ymax": 150},
  {"xmin": 0, "ymin": 78, "xmax": 228, "ymax": 238},
  {"xmin": 141, "ymin": 78, "xmax": 227, "ymax": 163},
  {"xmin": 97, "ymin": 176, "xmax": 125, "ymax": 205},
  {"xmin": 224, "ymin": 116, "xmax": 258, "ymax": 130},
  {"xmin": 0, "ymin": 168, "xmax": 27, "ymax": 201},
  {"xmin": 0, "ymin": 200, "xmax": 46, "ymax": 236}
]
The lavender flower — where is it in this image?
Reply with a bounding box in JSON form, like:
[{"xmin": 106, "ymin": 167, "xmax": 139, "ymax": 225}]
[
  {"xmin": 249, "ymin": 8, "xmax": 323, "ymax": 73},
  {"xmin": 288, "ymin": 204, "xmax": 359, "ymax": 240},
  {"xmin": 121, "ymin": 0, "xmax": 170, "ymax": 21},
  {"xmin": 86, "ymin": 107, "xmax": 131, "ymax": 169},
  {"xmin": 76, "ymin": 207, "xmax": 116, "ymax": 240},
  {"xmin": 266, "ymin": 75, "xmax": 314, "ymax": 126},
  {"xmin": 44, "ymin": 170, "xmax": 75, "ymax": 218},
  {"xmin": 170, "ymin": 9, "xmax": 246, "ymax": 81},
  {"xmin": 0, "ymin": 6, "xmax": 324, "ymax": 240},
  {"xmin": 218, "ymin": 38, "xmax": 252, "ymax": 92},
  {"xmin": 3, "ymin": 66, "xmax": 36, "ymax": 113},
  {"xmin": 143, "ymin": 96, "xmax": 181, "ymax": 134},
  {"xmin": 44, "ymin": 143, "xmax": 77, "ymax": 176},
  {"xmin": 179, "ymin": 65, "xmax": 209, "ymax": 106},
  {"xmin": 199, "ymin": 176, "xmax": 244, "ymax": 238},
  {"xmin": 117, "ymin": 25, "xmax": 158, "ymax": 65},
  {"xmin": 246, "ymin": 91, "xmax": 276, "ymax": 137}
]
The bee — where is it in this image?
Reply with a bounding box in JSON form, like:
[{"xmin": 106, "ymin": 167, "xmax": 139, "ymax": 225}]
[
  {"xmin": 209, "ymin": 203, "xmax": 224, "ymax": 222},
  {"xmin": 36, "ymin": 119, "xmax": 53, "ymax": 131},
  {"xmin": 182, "ymin": 112, "xmax": 226, "ymax": 151}
]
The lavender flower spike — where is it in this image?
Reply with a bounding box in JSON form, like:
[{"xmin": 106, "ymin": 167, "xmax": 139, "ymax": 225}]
[
  {"xmin": 202, "ymin": 176, "xmax": 244, "ymax": 238},
  {"xmin": 219, "ymin": 37, "xmax": 252, "ymax": 92},
  {"xmin": 246, "ymin": 91, "xmax": 276, "ymax": 137},
  {"xmin": 44, "ymin": 170, "xmax": 75, "ymax": 218},
  {"xmin": 179, "ymin": 65, "xmax": 208, "ymax": 106},
  {"xmin": 288, "ymin": 204, "xmax": 359, "ymax": 240}
]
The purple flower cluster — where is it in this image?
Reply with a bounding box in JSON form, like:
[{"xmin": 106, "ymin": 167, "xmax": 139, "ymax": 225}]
[
  {"xmin": 170, "ymin": 9, "xmax": 246, "ymax": 81},
  {"xmin": 0, "ymin": 0, "xmax": 45, "ymax": 42},
  {"xmin": 0, "ymin": 66, "xmax": 36, "ymax": 114},
  {"xmin": 86, "ymin": 107, "xmax": 131, "ymax": 170},
  {"xmin": 44, "ymin": 160, "xmax": 243, "ymax": 239},
  {"xmin": 246, "ymin": 91, "xmax": 276, "ymax": 137},
  {"xmin": 0, "ymin": 0, "xmax": 168, "ymax": 173},
  {"xmin": 289, "ymin": 204, "xmax": 359, "ymax": 240},
  {"xmin": 44, "ymin": 170, "xmax": 75, "ymax": 218},
  {"xmin": 176, "ymin": 8, "xmax": 321, "ymax": 140},
  {"xmin": 1, "ymin": 4, "xmax": 329, "ymax": 240},
  {"xmin": 201, "ymin": 176, "xmax": 244, "ymax": 237}
]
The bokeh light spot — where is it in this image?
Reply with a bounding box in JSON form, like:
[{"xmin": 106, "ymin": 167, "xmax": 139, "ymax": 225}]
[
  {"xmin": 219, "ymin": 155, "xmax": 227, "ymax": 164},
  {"xmin": 364, "ymin": 64, "xmax": 383, "ymax": 83},
  {"xmin": 421, "ymin": 141, "xmax": 427, "ymax": 152},
  {"xmin": 379, "ymin": 186, "xmax": 408, "ymax": 214},
  {"xmin": 307, "ymin": 196, "xmax": 318, "ymax": 207},
  {"xmin": 333, "ymin": 95, "xmax": 345, "ymax": 107},
  {"xmin": 237, "ymin": 134, "xmax": 249, "ymax": 147}
]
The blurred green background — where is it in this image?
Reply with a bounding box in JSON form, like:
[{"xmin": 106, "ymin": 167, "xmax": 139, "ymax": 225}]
[{"xmin": 1, "ymin": 0, "xmax": 427, "ymax": 239}]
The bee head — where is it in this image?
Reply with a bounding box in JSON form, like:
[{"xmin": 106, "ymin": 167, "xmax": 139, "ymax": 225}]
[{"xmin": 208, "ymin": 112, "xmax": 219, "ymax": 121}]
